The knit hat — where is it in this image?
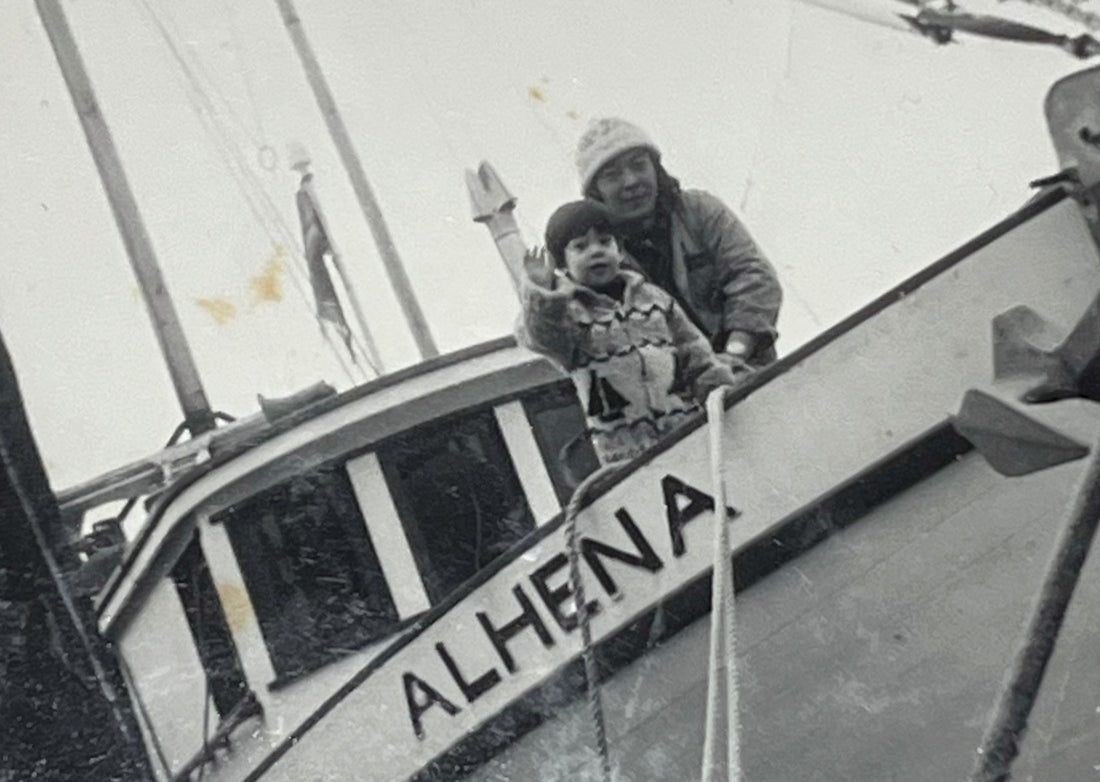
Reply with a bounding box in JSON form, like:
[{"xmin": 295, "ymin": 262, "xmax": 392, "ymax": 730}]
[
  {"xmin": 576, "ymin": 118, "xmax": 660, "ymax": 194},
  {"xmin": 545, "ymin": 199, "xmax": 617, "ymax": 267}
]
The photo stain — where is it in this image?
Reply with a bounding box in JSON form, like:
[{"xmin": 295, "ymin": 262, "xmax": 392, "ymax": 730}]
[
  {"xmin": 216, "ymin": 581, "xmax": 254, "ymax": 633},
  {"xmin": 251, "ymin": 246, "xmax": 286, "ymax": 304},
  {"xmin": 528, "ymin": 85, "xmax": 547, "ymax": 103},
  {"xmin": 195, "ymin": 297, "xmax": 237, "ymax": 324},
  {"xmin": 566, "ymin": 109, "xmax": 579, "ymax": 120}
]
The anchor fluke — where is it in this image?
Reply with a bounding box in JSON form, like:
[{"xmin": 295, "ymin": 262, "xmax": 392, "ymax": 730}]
[
  {"xmin": 953, "ymin": 389, "xmax": 1089, "ymax": 476},
  {"xmin": 991, "ymin": 294, "xmax": 1100, "ymax": 404},
  {"xmin": 465, "ymin": 160, "xmax": 526, "ymax": 290},
  {"xmin": 466, "ymin": 161, "xmax": 516, "ymax": 222}
]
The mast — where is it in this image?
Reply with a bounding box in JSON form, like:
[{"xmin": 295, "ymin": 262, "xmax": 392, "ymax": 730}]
[
  {"xmin": 35, "ymin": 0, "xmax": 216, "ymax": 437},
  {"xmin": 274, "ymin": 0, "xmax": 439, "ymax": 359}
]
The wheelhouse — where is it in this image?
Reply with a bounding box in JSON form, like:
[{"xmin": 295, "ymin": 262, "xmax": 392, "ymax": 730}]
[{"xmin": 93, "ymin": 337, "xmax": 595, "ymax": 779}]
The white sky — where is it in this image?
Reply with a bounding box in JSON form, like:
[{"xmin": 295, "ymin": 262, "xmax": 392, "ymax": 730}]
[{"xmin": 0, "ymin": 0, "xmax": 1090, "ymax": 490}]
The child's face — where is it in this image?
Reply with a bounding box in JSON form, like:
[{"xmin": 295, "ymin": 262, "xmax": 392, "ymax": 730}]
[{"xmin": 564, "ymin": 227, "xmax": 622, "ymax": 288}]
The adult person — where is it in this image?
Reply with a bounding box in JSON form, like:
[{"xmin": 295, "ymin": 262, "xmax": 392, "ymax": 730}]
[{"xmin": 576, "ymin": 118, "xmax": 783, "ymax": 369}]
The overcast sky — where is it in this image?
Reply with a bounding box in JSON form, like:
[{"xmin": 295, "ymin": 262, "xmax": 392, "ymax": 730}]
[{"xmin": 0, "ymin": 0, "xmax": 1089, "ymax": 491}]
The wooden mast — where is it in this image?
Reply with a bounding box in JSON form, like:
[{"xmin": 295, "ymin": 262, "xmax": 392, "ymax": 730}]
[
  {"xmin": 274, "ymin": 0, "xmax": 439, "ymax": 359},
  {"xmin": 35, "ymin": 0, "xmax": 216, "ymax": 437}
]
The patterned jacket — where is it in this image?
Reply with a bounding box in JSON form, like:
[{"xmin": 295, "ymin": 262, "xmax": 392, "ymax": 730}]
[{"xmin": 517, "ymin": 269, "xmax": 736, "ymax": 464}]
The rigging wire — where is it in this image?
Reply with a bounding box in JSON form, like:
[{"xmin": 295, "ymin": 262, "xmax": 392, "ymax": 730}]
[
  {"xmin": 114, "ymin": 653, "xmax": 172, "ymax": 779},
  {"xmin": 130, "ymin": 0, "xmax": 313, "ymax": 296},
  {"xmin": 733, "ymin": 2, "xmax": 825, "ymax": 334},
  {"xmin": 217, "ymin": 0, "xmax": 276, "ymax": 170},
  {"xmin": 131, "ymin": 0, "xmax": 375, "ymax": 382},
  {"xmin": 132, "ymin": 0, "xmax": 346, "ymax": 352},
  {"xmin": 1005, "ymin": 0, "xmax": 1100, "ymax": 30}
]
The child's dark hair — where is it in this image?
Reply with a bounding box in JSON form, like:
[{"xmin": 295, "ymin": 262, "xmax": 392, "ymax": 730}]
[{"xmin": 544, "ymin": 199, "xmax": 619, "ymax": 267}]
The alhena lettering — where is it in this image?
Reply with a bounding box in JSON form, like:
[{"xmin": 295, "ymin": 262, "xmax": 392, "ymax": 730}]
[
  {"xmin": 663, "ymin": 474, "xmax": 738, "ymax": 557},
  {"xmin": 403, "ymin": 672, "xmax": 460, "ymax": 741},
  {"xmin": 475, "ymin": 584, "xmax": 555, "ymax": 674},
  {"xmin": 581, "ymin": 508, "xmax": 663, "ymax": 598},
  {"xmin": 403, "ymin": 473, "xmax": 738, "ymax": 741},
  {"xmin": 529, "ymin": 553, "xmax": 601, "ymax": 633},
  {"xmin": 434, "ymin": 642, "xmax": 501, "ymax": 703}
]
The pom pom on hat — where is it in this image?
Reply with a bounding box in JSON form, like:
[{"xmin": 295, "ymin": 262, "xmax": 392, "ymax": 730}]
[
  {"xmin": 544, "ymin": 199, "xmax": 616, "ymax": 267},
  {"xmin": 576, "ymin": 118, "xmax": 660, "ymax": 194}
]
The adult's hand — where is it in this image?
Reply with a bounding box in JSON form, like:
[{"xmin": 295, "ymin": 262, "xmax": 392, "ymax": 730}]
[{"xmin": 717, "ymin": 352, "xmax": 756, "ymax": 380}]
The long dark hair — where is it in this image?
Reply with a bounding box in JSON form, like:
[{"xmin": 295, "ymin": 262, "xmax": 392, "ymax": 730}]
[{"xmin": 584, "ymin": 151, "xmax": 682, "ymax": 220}]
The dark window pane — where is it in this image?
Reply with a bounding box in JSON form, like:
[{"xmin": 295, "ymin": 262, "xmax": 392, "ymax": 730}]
[
  {"xmin": 217, "ymin": 465, "xmax": 399, "ymax": 680},
  {"xmin": 379, "ymin": 410, "xmax": 534, "ymax": 604},
  {"xmin": 522, "ymin": 381, "xmax": 598, "ymax": 504},
  {"xmin": 170, "ymin": 535, "xmax": 248, "ymax": 717}
]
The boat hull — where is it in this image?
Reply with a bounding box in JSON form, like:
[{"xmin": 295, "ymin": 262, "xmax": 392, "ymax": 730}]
[
  {"xmin": 230, "ymin": 194, "xmax": 1100, "ymax": 781},
  {"xmin": 468, "ymin": 444, "xmax": 1100, "ymax": 781}
]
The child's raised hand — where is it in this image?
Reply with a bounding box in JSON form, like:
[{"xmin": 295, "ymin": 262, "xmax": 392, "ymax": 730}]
[{"xmin": 523, "ymin": 245, "xmax": 556, "ymax": 289}]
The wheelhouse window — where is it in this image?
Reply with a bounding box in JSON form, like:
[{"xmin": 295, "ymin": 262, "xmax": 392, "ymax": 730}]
[
  {"xmin": 170, "ymin": 535, "xmax": 248, "ymax": 717},
  {"xmin": 216, "ymin": 464, "xmax": 399, "ymax": 681},
  {"xmin": 521, "ymin": 381, "xmax": 599, "ymax": 504},
  {"xmin": 378, "ymin": 409, "xmax": 534, "ymax": 605}
]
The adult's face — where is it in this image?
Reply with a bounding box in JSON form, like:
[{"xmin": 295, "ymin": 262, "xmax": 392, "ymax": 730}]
[{"xmin": 593, "ymin": 148, "xmax": 658, "ymax": 221}]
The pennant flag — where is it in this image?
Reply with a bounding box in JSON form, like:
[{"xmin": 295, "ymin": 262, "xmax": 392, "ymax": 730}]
[{"xmin": 295, "ymin": 175, "xmax": 356, "ymax": 360}]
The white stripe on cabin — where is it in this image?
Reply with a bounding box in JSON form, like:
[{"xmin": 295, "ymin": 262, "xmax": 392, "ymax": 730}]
[
  {"xmin": 345, "ymin": 452, "xmax": 432, "ymax": 617},
  {"xmin": 197, "ymin": 518, "xmax": 279, "ymax": 687},
  {"xmin": 493, "ymin": 400, "xmax": 561, "ymax": 526}
]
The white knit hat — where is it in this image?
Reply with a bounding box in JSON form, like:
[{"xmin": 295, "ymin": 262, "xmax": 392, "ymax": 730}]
[{"xmin": 576, "ymin": 118, "xmax": 660, "ymax": 194}]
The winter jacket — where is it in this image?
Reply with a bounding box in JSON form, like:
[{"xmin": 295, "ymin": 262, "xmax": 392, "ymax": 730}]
[
  {"xmin": 517, "ymin": 269, "xmax": 737, "ymax": 464},
  {"xmin": 622, "ymin": 189, "xmax": 782, "ymax": 366}
]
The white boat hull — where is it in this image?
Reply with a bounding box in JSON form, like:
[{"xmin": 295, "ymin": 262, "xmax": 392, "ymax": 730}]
[{"xmin": 216, "ymin": 193, "xmax": 1100, "ymax": 781}]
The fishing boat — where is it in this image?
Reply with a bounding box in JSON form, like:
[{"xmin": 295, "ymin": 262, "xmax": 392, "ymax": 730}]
[
  {"xmin": 54, "ymin": 79, "xmax": 1100, "ymax": 782},
  {"xmin": 19, "ymin": 2, "xmax": 1100, "ymax": 781}
]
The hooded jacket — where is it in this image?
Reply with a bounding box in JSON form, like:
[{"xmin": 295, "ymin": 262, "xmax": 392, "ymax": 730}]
[
  {"xmin": 620, "ymin": 189, "xmax": 782, "ymax": 366},
  {"xmin": 517, "ymin": 269, "xmax": 736, "ymax": 464}
]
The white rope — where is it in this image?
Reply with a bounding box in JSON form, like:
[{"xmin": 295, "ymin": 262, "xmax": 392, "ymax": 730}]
[
  {"xmin": 701, "ymin": 387, "xmax": 743, "ymax": 782},
  {"xmin": 564, "ymin": 462, "xmax": 624, "ymax": 782}
]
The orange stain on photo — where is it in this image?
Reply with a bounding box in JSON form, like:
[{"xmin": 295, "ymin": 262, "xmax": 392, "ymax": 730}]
[
  {"xmin": 195, "ymin": 297, "xmax": 237, "ymax": 324},
  {"xmin": 216, "ymin": 581, "xmax": 254, "ymax": 633},
  {"xmin": 251, "ymin": 246, "xmax": 286, "ymax": 304}
]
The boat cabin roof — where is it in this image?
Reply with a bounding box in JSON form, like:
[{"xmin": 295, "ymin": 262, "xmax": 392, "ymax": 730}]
[{"xmin": 96, "ymin": 335, "xmax": 566, "ymax": 634}]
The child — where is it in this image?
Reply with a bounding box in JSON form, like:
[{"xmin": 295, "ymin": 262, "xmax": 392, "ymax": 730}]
[{"xmin": 517, "ymin": 199, "xmax": 739, "ymax": 465}]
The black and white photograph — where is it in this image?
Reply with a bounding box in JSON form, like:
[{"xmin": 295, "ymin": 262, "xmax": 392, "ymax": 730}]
[{"xmin": 3, "ymin": 1, "xmax": 1100, "ymax": 780}]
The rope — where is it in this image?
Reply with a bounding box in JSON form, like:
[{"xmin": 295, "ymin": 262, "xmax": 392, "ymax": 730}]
[
  {"xmin": 701, "ymin": 387, "xmax": 743, "ymax": 782},
  {"xmin": 564, "ymin": 461, "xmax": 624, "ymax": 782},
  {"xmin": 116, "ymin": 653, "xmax": 172, "ymax": 778},
  {"xmin": 968, "ymin": 429, "xmax": 1100, "ymax": 782}
]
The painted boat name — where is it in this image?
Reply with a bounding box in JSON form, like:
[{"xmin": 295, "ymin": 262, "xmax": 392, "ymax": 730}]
[{"xmin": 402, "ymin": 473, "xmax": 735, "ymax": 739}]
